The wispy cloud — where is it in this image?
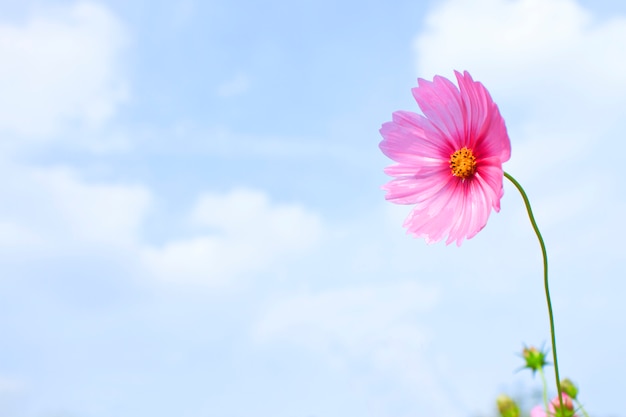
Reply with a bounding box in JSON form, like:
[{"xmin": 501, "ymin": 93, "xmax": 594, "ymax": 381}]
[
  {"xmin": 140, "ymin": 188, "xmax": 325, "ymax": 287},
  {"xmin": 0, "ymin": 163, "xmax": 151, "ymax": 253},
  {"xmin": 413, "ymin": 0, "xmax": 626, "ymax": 126},
  {"xmin": 0, "ymin": 1, "xmax": 129, "ymax": 140},
  {"xmin": 253, "ymin": 282, "xmax": 462, "ymax": 415}
]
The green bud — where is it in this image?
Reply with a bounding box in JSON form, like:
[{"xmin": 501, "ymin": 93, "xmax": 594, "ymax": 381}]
[
  {"xmin": 522, "ymin": 346, "xmax": 548, "ymax": 375},
  {"xmin": 496, "ymin": 394, "xmax": 521, "ymax": 417},
  {"xmin": 560, "ymin": 379, "xmax": 579, "ymax": 399}
]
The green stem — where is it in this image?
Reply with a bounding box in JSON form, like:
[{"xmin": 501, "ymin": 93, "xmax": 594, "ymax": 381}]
[
  {"xmin": 503, "ymin": 172, "xmax": 563, "ymax": 413},
  {"xmin": 574, "ymin": 400, "xmax": 590, "ymax": 417},
  {"xmin": 539, "ymin": 367, "xmax": 549, "ymax": 414}
]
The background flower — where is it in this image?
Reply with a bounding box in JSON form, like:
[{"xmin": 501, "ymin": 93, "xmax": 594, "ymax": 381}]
[{"xmin": 530, "ymin": 394, "xmax": 577, "ymax": 417}]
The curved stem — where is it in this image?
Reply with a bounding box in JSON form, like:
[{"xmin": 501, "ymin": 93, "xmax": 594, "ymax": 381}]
[{"xmin": 504, "ymin": 172, "xmax": 563, "ymax": 412}]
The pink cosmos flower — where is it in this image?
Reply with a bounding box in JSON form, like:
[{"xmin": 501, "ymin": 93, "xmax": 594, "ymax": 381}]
[
  {"xmin": 379, "ymin": 71, "xmax": 511, "ymax": 245},
  {"xmin": 530, "ymin": 394, "xmax": 577, "ymax": 417}
]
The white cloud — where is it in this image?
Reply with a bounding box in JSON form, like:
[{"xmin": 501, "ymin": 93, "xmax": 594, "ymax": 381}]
[
  {"xmin": 0, "ymin": 163, "xmax": 151, "ymax": 252},
  {"xmin": 0, "ymin": 2, "xmax": 139, "ymax": 255},
  {"xmin": 254, "ymin": 282, "xmax": 462, "ymax": 415},
  {"xmin": 141, "ymin": 188, "xmax": 324, "ymax": 286},
  {"xmin": 413, "ymin": 0, "xmax": 626, "ymax": 127},
  {"xmin": 0, "ymin": 1, "xmax": 129, "ymax": 139},
  {"xmin": 29, "ymin": 167, "xmax": 151, "ymax": 247},
  {"xmin": 0, "ymin": 220, "xmax": 42, "ymax": 248},
  {"xmin": 0, "ymin": 161, "xmax": 323, "ymax": 288},
  {"xmin": 255, "ymin": 281, "xmax": 439, "ymax": 354}
]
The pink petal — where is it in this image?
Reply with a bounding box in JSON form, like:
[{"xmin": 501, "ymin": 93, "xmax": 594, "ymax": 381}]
[
  {"xmin": 530, "ymin": 405, "xmax": 547, "ymax": 417},
  {"xmin": 474, "ymin": 159, "xmax": 505, "ymax": 212},
  {"xmin": 444, "ymin": 182, "xmax": 472, "ymax": 245},
  {"xmin": 403, "ymin": 178, "xmax": 458, "ymax": 242},
  {"xmin": 383, "ymin": 158, "xmax": 445, "ymax": 177},
  {"xmin": 455, "ymin": 71, "xmax": 511, "ymax": 162},
  {"xmin": 413, "ymin": 76, "xmax": 465, "ymax": 149},
  {"xmin": 383, "ymin": 164, "xmax": 450, "ymax": 205},
  {"xmin": 379, "ymin": 111, "xmax": 452, "ymax": 163}
]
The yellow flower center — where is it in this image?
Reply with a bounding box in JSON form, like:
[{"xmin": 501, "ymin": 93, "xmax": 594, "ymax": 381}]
[{"xmin": 449, "ymin": 147, "xmax": 477, "ymax": 179}]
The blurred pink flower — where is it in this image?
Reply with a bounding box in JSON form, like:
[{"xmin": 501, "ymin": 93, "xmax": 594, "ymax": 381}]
[
  {"xmin": 379, "ymin": 71, "xmax": 511, "ymax": 245},
  {"xmin": 530, "ymin": 394, "xmax": 577, "ymax": 417}
]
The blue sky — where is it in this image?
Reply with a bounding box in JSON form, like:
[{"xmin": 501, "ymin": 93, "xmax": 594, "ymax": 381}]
[{"xmin": 1, "ymin": 0, "xmax": 625, "ymax": 416}]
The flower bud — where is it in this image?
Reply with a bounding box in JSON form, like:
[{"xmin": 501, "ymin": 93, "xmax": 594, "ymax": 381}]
[
  {"xmin": 497, "ymin": 394, "xmax": 521, "ymax": 417},
  {"xmin": 560, "ymin": 378, "xmax": 579, "ymax": 399},
  {"xmin": 522, "ymin": 346, "xmax": 548, "ymax": 374},
  {"xmin": 551, "ymin": 393, "xmax": 575, "ymax": 417}
]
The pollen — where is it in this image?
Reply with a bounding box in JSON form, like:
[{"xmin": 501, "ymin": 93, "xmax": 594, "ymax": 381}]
[{"xmin": 449, "ymin": 147, "xmax": 477, "ymax": 179}]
